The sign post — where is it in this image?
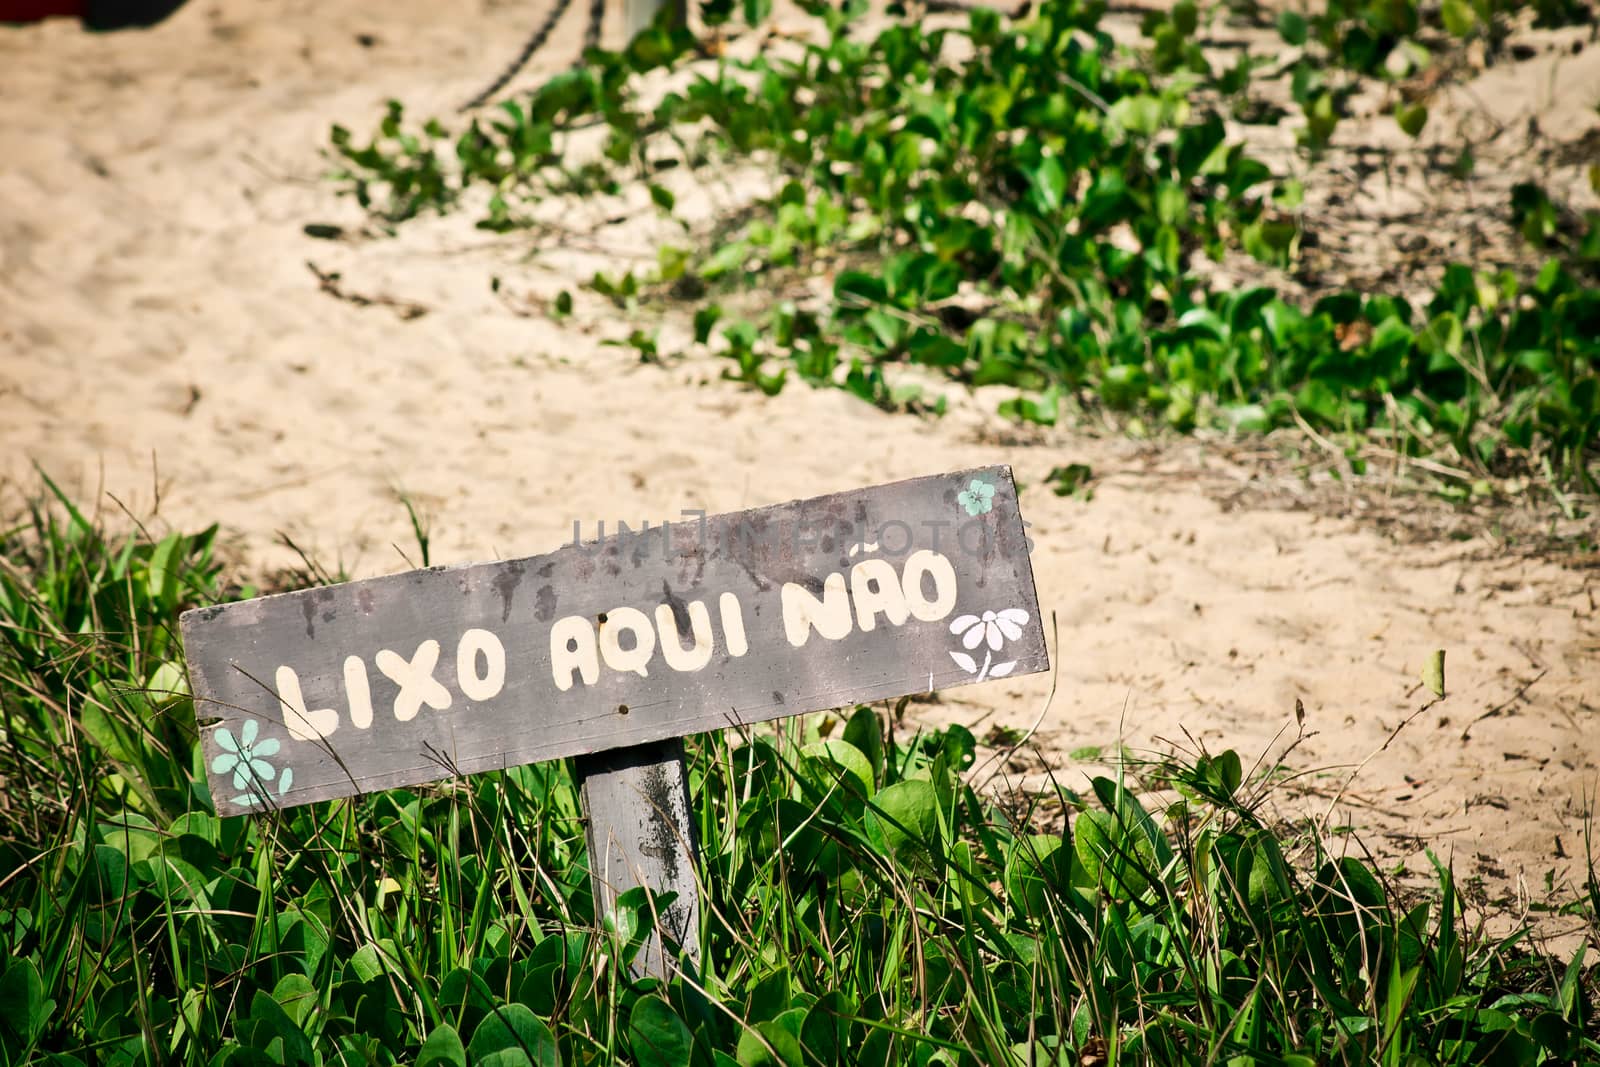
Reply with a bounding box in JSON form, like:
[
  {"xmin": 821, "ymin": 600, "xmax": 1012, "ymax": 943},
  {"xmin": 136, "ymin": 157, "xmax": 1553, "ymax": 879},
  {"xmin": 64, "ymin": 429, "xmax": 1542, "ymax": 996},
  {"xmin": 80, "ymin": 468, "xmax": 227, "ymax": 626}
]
[
  {"xmin": 181, "ymin": 466, "xmax": 1047, "ymax": 979},
  {"xmin": 573, "ymin": 738, "xmax": 699, "ymax": 977},
  {"xmin": 624, "ymin": 0, "xmax": 686, "ymax": 42}
]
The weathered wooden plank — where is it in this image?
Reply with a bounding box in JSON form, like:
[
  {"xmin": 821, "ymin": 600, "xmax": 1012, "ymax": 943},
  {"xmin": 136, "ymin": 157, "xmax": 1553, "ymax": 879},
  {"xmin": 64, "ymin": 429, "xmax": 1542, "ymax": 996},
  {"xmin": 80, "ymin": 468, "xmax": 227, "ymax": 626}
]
[
  {"xmin": 181, "ymin": 466, "xmax": 1046, "ymax": 816},
  {"xmin": 574, "ymin": 739, "xmax": 700, "ymax": 980}
]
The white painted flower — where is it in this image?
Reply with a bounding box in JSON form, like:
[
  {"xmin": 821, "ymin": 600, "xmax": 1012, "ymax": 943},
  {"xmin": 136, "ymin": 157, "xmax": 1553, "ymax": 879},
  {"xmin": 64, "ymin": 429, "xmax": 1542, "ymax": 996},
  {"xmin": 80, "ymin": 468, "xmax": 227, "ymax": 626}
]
[{"xmin": 949, "ymin": 608, "xmax": 1029, "ymax": 652}]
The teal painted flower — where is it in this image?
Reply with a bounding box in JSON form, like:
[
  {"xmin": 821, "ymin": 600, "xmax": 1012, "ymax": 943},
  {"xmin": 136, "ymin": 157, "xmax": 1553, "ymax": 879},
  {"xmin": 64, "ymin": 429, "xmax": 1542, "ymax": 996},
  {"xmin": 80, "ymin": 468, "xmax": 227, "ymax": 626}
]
[
  {"xmin": 957, "ymin": 478, "xmax": 996, "ymax": 516},
  {"xmin": 211, "ymin": 719, "xmax": 279, "ymax": 792}
]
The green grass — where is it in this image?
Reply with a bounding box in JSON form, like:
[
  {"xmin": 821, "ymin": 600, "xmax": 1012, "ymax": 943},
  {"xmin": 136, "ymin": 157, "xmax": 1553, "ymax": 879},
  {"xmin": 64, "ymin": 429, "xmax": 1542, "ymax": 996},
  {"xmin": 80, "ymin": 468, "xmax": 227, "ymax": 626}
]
[{"xmin": 2, "ymin": 488, "xmax": 1598, "ymax": 1065}]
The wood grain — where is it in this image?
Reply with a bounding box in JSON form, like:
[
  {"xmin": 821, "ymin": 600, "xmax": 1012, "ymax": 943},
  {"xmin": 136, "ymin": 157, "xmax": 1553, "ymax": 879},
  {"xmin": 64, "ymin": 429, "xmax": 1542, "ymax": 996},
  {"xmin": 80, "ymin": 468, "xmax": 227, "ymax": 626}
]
[{"xmin": 574, "ymin": 739, "xmax": 700, "ymax": 980}]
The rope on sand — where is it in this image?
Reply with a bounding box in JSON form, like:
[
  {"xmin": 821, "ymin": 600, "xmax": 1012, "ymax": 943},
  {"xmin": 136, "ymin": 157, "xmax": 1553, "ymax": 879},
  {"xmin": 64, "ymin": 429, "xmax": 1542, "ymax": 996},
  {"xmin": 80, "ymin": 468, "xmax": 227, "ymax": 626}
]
[
  {"xmin": 459, "ymin": 0, "xmax": 597, "ymax": 112},
  {"xmin": 458, "ymin": 0, "xmax": 1022, "ymax": 113}
]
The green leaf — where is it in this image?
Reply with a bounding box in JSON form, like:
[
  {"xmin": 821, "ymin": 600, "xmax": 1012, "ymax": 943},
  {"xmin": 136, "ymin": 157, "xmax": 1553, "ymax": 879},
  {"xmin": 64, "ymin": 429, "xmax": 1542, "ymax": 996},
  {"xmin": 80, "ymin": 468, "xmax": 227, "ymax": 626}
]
[
  {"xmin": 0, "ymin": 957, "xmax": 49, "ymax": 1044},
  {"xmin": 1369, "ymin": 316, "xmax": 1414, "ymax": 361},
  {"xmin": 1046, "ymin": 464, "xmax": 1094, "ymax": 497},
  {"xmin": 468, "ymin": 1005, "xmax": 560, "ymax": 1067},
  {"xmin": 1248, "ymin": 832, "xmax": 1294, "ymax": 907},
  {"xmin": 745, "ymin": 967, "xmax": 792, "ymax": 1024},
  {"xmin": 801, "ymin": 739, "xmax": 875, "ymax": 798},
  {"xmin": 1222, "ymin": 399, "xmax": 1273, "ymax": 435},
  {"xmin": 1028, "ymin": 156, "xmax": 1067, "ymax": 215},
  {"xmin": 1216, "ymin": 749, "xmax": 1242, "ymax": 795},
  {"xmin": 1301, "ymin": 90, "xmax": 1339, "ymax": 146},
  {"xmin": 865, "ymin": 779, "xmax": 941, "ymax": 870},
  {"xmin": 628, "ymin": 998, "xmax": 692, "ymax": 1067},
  {"xmin": 347, "ymin": 943, "xmax": 386, "ymax": 984},
  {"xmin": 1006, "ymin": 834, "xmax": 1075, "ymax": 917},
  {"xmin": 1316, "ymin": 858, "xmax": 1388, "ymax": 943},
  {"xmin": 657, "ymin": 245, "xmax": 690, "ymax": 282},
  {"xmin": 442, "ymin": 967, "xmax": 504, "ymax": 1029},
  {"xmin": 1441, "ymin": 0, "xmax": 1478, "ymax": 36},
  {"xmin": 604, "ymin": 885, "xmax": 653, "ymax": 960},
  {"xmin": 92, "ymin": 844, "xmax": 130, "ymax": 901},
  {"xmin": 1558, "ymin": 943, "xmax": 1588, "ymax": 1022},
  {"xmin": 145, "ymin": 658, "xmax": 187, "ymax": 709},
  {"xmin": 998, "ymin": 387, "xmax": 1060, "ymax": 426},
  {"xmin": 271, "ymin": 974, "xmax": 318, "ymax": 1029},
  {"xmin": 147, "ymin": 532, "xmax": 184, "ymax": 614},
  {"xmin": 934, "ymin": 724, "xmax": 977, "ymax": 771},
  {"xmin": 1171, "ymin": 0, "xmax": 1198, "ymax": 35},
  {"xmin": 1099, "ymin": 364, "xmax": 1150, "ymax": 410},
  {"xmin": 1079, "ymin": 171, "xmax": 1130, "ymax": 232},
  {"xmin": 694, "ymin": 305, "xmax": 723, "ymax": 344},
  {"xmin": 1074, "ymin": 810, "xmax": 1131, "ymax": 894},
  {"xmin": 1395, "ymin": 101, "xmax": 1429, "ymax": 138},
  {"xmin": 800, "ymin": 992, "xmax": 854, "ymax": 1065},
  {"xmin": 736, "ymin": 1020, "xmax": 805, "ymax": 1067},
  {"xmin": 1108, "ymin": 94, "xmax": 1164, "ymax": 136},
  {"xmin": 700, "ymin": 240, "xmax": 750, "ymax": 281},
  {"xmin": 833, "ymin": 270, "xmax": 886, "ymax": 306},
  {"xmin": 842, "ymin": 706, "xmax": 884, "ymax": 787},
  {"xmin": 245, "ymin": 990, "xmax": 314, "ymax": 1067},
  {"xmin": 418, "ymin": 1024, "xmax": 468, "ymax": 1067},
  {"xmin": 1277, "ymin": 10, "xmax": 1308, "ymax": 45},
  {"xmin": 1422, "ymin": 649, "xmax": 1445, "ymax": 698}
]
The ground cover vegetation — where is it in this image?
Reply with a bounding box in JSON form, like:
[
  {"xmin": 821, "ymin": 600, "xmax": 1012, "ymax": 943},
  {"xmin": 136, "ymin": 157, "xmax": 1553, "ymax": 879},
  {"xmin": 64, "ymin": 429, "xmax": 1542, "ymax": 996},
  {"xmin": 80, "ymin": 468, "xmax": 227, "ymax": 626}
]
[
  {"xmin": 328, "ymin": 0, "xmax": 1600, "ymax": 497},
  {"xmin": 1, "ymin": 492, "xmax": 1598, "ymax": 1061}
]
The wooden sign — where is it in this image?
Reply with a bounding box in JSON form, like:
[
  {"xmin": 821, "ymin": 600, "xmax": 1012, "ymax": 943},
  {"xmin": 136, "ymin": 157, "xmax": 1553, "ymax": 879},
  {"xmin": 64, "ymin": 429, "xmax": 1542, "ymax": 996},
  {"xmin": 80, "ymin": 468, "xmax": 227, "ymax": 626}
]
[
  {"xmin": 181, "ymin": 467, "xmax": 1046, "ymax": 976},
  {"xmin": 182, "ymin": 465, "xmax": 1046, "ymax": 814}
]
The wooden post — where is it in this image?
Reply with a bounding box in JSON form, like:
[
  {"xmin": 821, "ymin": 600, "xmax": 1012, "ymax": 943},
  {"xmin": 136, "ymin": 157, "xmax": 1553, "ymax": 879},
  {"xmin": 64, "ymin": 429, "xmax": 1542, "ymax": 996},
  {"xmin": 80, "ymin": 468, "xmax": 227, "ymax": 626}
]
[
  {"xmin": 624, "ymin": 0, "xmax": 686, "ymax": 41},
  {"xmin": 574, "ymin": 738, "xmax": 700, "ymax": 980}
]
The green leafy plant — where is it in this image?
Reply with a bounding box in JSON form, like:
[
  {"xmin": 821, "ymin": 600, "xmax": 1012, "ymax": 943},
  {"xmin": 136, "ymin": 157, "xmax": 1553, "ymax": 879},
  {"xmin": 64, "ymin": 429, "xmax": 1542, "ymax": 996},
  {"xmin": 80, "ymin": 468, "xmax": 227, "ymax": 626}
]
[
  {"xmin": 325, "ymin": 0, "xmax": 1600, "ymax": 492},
  {"xmin": 1045, "ymin": 463, "xmax": 1095, "ymax": 500},
  {"xmin": 2, "ymin": 489, "xmax": 1597, "ymax": 1065}
]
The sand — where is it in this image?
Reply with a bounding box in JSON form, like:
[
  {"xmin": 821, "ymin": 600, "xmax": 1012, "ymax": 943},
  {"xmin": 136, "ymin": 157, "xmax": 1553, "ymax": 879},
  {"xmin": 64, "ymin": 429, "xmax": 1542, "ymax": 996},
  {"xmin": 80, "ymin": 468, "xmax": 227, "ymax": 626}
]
[{"xmin": 1, "ymin": 0, "xmax": 1596, "ymax": 950}]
